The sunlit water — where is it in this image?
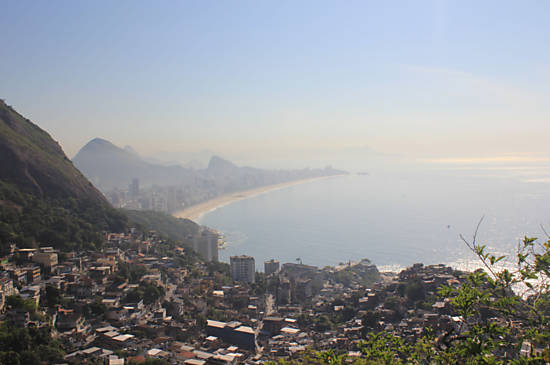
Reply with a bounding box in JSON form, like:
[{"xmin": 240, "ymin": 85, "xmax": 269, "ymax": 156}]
[{"xmin": 198, "ymin": 163, "xmax": 550, "ymax": 272}]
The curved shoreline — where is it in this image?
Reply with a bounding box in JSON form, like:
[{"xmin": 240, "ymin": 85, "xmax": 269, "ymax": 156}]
[{"xmin": 173, "ymin": 175, "xmax": 345, "ymax": 222}]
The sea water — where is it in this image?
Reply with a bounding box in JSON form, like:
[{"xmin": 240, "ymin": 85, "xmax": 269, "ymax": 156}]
[{"xmin": 198, "ymin": 162, "xmax": 550, "ymax": 272}]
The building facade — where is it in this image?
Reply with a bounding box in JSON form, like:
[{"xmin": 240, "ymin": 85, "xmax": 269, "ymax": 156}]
[
  {"xmin": 264, "ymin": 259, "xmax": 280, "ymax": 276},
  {"xmin": 32, "ymin": 252, "xmax": 58, "ymax": 268},
  {"xmin": 192, "ymin": 229, "xmax": 219, "ymax": 262},
  {"xmin": 230, "ymin": 255, "xmax": 255, "ymax": 283}
]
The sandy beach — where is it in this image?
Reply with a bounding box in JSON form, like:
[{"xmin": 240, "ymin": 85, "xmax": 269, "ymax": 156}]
[{"xmin": 173, "ymin": 175, "xmax": 344, "ymax": 222}]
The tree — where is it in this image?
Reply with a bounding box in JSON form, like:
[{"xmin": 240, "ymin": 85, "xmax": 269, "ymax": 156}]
[
  {"xmin": 361, "ymin": 310, "xmax": 380, "ymax": 331},
  {"xmin": 436, "ymin": 218, "xmax": 550, "ymax": 362},
  {"xmin": 124, "ymin": 282, "xmax": 165, "ymax": 305},
  {"xmin": 314, "ymin": 315, "xmax": 334, "ymax": 332},
  {"xmin": 404, "ymin": 279, "xmax": 425, "ymax": 303},
  {"xmin": 5, "ymin": 295, "xmax": 36, "ymax": 313},
  {"xmin": 0, "ymin": 324, "xmax": 64, "ymax": 364},
  {"xmin": 44, "ymin": 285, "xmax": 62, "ymax": 307}
]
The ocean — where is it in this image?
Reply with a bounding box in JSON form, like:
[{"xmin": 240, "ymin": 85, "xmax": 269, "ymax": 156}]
[{"xmin": 197, "ymin": 162, "xmax": 550, "ymax": 272}]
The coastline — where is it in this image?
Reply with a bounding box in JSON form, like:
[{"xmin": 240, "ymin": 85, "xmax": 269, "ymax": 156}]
[{"xmin": 173, "ymin": 174, "xmax": 345, "ymax": 222}]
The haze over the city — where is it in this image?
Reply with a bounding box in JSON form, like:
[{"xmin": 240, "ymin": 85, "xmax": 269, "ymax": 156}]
[{"xmin": 2, "ymin": 1, "xmax": 550, "ymax": 168}]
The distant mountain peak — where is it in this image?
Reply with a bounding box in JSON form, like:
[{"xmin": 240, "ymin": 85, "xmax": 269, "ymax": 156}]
[
  {"xmin": 76, "ymin": 137, "xmax": 123, "ymax": 155},
  {"xmin": 208, "ymin": 155, "xmax": 237, "ymax": 170},
  {"xmin": 88, "ymin": 137, "xmax": 114, "ymax": 146},
  {"xmin": 74, "ymin": 138, "xmax": 148, "ymax": 163},
  {"xmin": 73, "ymin": 138, "xmax": 193, "ymax": 190}
]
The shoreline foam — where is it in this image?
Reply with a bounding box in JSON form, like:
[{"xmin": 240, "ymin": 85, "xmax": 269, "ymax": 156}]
[{"xmin": 173, "ymin": 174, "xmax": 345, "ymax": 222}]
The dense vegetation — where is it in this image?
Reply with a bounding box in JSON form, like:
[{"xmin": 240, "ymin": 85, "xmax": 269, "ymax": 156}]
[
  {"xmin": 124, "ymin": 282, "xmax": 166, "ymax": 305},
  {"xmin": 0, "ymin": 100, "xmax": 127, "ymax": 254},
  {"xmin": 1, "ymin": 296, "xmax": 64, "ymax": 364},
  {"xmin": 123, "ymin": 209, "xmax": 200, "ymax": 242},
  {"xmin": 0, "ymin": 324, "xmax": 64, "ymax": 365},
  {"xmin": 0, "ymin": 180, "xmax": 126, "ymax": 254}
]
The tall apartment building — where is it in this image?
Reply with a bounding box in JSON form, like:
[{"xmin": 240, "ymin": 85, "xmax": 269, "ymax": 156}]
[
  {"xmin": 129, "ymin": 178, "xmax": 140, "ymax": 198},
  {"xmin": 192, "ymin": 229, "xmax": 219, "ymax": 262},
  {"xmin": 264, "ymin": 259, "xmax": 280, "ymax": 276},
  {"xmin": 230, "ymin": 255, "xmax": 255, "ymax": 284}
]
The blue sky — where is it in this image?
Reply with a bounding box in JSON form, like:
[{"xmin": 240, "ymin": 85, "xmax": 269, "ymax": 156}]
[{"xmin": 1, "ymin": 1, "xmax": 550, "ymax": 166}]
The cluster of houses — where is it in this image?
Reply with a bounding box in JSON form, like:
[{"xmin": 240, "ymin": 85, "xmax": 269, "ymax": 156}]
[
  {"xmin": 0, "ymin": 228, "xmax": 252, "ymax": 364},
  {"xmin": 1, "ymin": 227, "xmax": 541, "ymax": 363}
]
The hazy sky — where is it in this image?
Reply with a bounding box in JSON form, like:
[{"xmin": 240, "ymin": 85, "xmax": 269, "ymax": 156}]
[{"xmin": 2, "ymin": 1, "xmax": 550, "ymax": 166}]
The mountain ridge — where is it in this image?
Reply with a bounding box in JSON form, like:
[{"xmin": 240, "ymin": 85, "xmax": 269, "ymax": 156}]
[
  {"xmin": 73, "ymin": 137, "xmax": 347, "ymax": 210},
  {"xmin": 0, "ymin": 100, "xmax": 127, "ymax": 252},
  {"xmin": 74, "ymin": 137, "xmax": 346, "ymax": 191},
  {"xmin": 73, "ymin": 137, "xmax": 192, "ymax": 190},
  {"xmin": 0, "ymin": 104, "xmax": 105, "ymax": 201}
]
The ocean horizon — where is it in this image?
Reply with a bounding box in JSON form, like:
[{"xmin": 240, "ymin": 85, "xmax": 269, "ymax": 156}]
[{"xmin": 197, "ymin": 162, "xmax": 550, "ymax": 272}]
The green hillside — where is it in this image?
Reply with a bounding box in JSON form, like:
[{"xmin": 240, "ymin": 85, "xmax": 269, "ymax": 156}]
[
  {"xmin": 0, "ymin": 100, "xmax": 127, "ymax": 253},
  {"xmin": 124, "ymin": 209, "xmax": 200, "ymax": 241}
]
